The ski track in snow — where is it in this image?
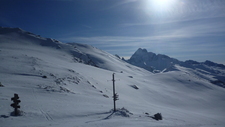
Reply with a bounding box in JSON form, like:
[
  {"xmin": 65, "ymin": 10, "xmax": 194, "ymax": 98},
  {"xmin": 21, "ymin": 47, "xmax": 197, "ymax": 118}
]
[{"xmin": 32, "ymin": 88, "xmax": 54, "ymax": 121}]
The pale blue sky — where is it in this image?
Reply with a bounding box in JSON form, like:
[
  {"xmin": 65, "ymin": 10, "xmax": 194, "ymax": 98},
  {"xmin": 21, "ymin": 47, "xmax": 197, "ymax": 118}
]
[{"xmin": 1, "ymin": 0, "xmax": 225, "ymax": 64}]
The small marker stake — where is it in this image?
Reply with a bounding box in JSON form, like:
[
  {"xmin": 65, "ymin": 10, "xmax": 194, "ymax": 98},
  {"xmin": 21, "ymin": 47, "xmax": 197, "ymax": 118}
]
[{"xmin": 11, "ymin": 93, "xmax": 21, "ymax": 116}]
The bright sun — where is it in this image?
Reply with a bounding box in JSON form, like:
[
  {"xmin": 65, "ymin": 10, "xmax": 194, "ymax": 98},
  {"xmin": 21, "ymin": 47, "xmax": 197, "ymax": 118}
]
[
  {"xmin": 145, "ymin": 0, "xmax": 177, "ymax": 13},
  {"xmin": 154, "ymin": 0, "xmax": 172, "ymax": 5}
]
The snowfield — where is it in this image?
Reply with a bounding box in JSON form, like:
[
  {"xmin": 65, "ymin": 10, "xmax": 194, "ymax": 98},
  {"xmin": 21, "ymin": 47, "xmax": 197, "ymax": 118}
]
[{"xmin": 0, "ymin": 27, "xmax": 225, "ymax": 127}]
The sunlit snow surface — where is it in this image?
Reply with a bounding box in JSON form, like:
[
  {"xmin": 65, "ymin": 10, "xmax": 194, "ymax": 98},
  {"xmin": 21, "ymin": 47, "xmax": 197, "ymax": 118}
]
[{"xmin": 0, "ymin": 28, "xmax": 225, "ymax": 127}]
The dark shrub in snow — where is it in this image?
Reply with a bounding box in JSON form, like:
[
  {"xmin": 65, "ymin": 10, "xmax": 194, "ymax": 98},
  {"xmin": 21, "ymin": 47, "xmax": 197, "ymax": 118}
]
[
  {"xmin": 42, "ymin": 75, "xmax": 47, "ymax": 78},
  {"xmin": 153, "ymin": 113, "xmax": 162, "ymax": 120},
  {"xmin": 130, "ymin": 85, "xmax": 139, "ymax": 90}
]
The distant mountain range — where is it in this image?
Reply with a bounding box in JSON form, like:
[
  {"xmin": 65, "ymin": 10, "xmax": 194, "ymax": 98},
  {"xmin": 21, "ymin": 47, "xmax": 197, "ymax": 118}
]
[
  {"xmin": 127, "ymin": 48, "xmax": 225, "ymax": 72},
  {"xmin": 125, "ymin": 48, "xmax": 225, "ymax": 87}
]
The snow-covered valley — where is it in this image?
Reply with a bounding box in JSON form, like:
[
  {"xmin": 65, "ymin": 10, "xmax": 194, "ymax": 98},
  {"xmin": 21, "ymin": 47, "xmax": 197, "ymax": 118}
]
[{"xmin": 0, "ymin": 27, "xmax": 225, "ymax": 127}]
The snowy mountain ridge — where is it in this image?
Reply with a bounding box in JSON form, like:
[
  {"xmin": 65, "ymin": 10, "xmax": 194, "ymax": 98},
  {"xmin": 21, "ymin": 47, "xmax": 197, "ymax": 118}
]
[
  {"xmin": 127, "ymin": 48, "xmax": 225, "ymax": 72},
  {"xmin": 0, "ymin": 27, "xmax": 149, "ymax": 74},
  {"xmin": 127, "ymin": 48, "xmax": 180, "ymax": 72},
  {"xmin": 127, "ymin": 48, "xmax": 225, "ymax": 88},
  {"xmin": 1, "ymin": 27, "xmax": 225, "ymax": 127}
]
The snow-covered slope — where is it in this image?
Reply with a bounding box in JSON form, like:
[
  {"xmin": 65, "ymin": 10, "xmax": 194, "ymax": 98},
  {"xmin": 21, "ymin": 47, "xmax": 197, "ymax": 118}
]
[{"xmin": 1, "ymin": 27, "xmax": 225, "ymax": 127}]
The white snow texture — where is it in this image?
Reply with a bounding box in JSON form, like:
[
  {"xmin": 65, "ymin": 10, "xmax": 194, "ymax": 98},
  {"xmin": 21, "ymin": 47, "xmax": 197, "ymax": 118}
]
[{"xmin": 0, "ymin": 27, "xmax": 225, "ymax": 127}]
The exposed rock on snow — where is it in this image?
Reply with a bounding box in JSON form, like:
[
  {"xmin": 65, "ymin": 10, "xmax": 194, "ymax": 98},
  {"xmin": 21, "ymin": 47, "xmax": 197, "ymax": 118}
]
[{"xmin": 0, "ymin": 82, "xmax": 4, "ymax": 87}]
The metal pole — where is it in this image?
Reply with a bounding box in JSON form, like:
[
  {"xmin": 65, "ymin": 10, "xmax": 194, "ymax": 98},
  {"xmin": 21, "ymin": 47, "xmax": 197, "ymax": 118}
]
[{"xmin": 112, "ymin": 73, "xmax": 116, "ymax": 112}]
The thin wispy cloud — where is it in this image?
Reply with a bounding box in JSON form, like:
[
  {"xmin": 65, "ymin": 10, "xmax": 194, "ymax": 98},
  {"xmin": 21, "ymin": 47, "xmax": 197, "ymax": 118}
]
[
  {"xmin": 81, "ymin": 25, "xmax": 92, "ymax": 29},
  {"xmin": 155, "ymin": 22, "xmax": 225, "ymax": 39},
  {"xmin": 121, "ymin": 13, "xmax": 225, "ymax": 27},
  {"xmin": 59, "ymin": 17, "xmax": 225, "ymax": 63},
  {"xmin": 61, "ymin": 20, "xmax": 224, "ymax": 44},
  {"xmin": 103, "ymin": 0, "xmax": 137, "ymax": 10}
]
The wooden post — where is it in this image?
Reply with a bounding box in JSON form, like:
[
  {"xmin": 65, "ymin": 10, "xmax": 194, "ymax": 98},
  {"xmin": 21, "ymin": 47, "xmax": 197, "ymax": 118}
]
[
  {"xmin": 112, "ymin": 73, "xmax": 119, "ymax": 112},
  {"xmin": 112, "ymin": 73, "xmax": 116, "ymax": 112}
]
